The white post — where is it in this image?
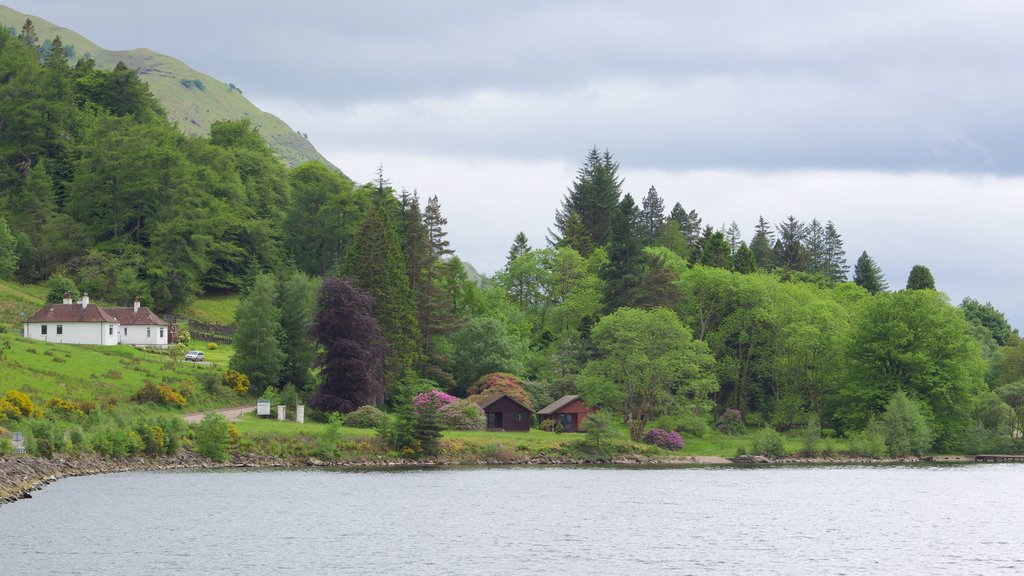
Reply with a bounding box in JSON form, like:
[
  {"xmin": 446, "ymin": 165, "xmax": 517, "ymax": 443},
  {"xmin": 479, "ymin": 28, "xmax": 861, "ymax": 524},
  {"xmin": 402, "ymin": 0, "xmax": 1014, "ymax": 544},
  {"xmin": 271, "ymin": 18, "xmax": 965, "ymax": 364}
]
[
  {"xmin": 296, "ymin": 404, "xmax": 305, "ymax": 424},
  {"xmin": 277, "ymin": 405, "xmax": 286, "ymax": 421}
]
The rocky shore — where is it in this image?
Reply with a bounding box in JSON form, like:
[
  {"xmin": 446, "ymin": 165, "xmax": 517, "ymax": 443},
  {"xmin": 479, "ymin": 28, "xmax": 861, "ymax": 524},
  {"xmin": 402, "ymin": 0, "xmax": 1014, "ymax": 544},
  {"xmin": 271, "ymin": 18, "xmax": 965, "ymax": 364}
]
[{"xmin": 0, "ymin": 451, "xmax": 935, "ymax": 507}]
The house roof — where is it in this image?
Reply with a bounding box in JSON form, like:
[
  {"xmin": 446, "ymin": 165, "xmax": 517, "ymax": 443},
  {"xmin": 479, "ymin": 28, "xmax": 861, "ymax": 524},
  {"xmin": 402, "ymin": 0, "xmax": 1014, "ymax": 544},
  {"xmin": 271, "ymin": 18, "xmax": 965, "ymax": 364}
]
[
  {"xmin": 537, "ymin": 395, "xmax": 585, "ymax": 415},
  {"xmin": 474, "ymin": 394, "xmax": 532, "ymax": 412},
  {"xmin": 25, "ymin": 303, "xmax": 118, "ymax": 324},
  {"xmin": 105, "ymin": 307, "xmax": 168, "ymax": 326}
]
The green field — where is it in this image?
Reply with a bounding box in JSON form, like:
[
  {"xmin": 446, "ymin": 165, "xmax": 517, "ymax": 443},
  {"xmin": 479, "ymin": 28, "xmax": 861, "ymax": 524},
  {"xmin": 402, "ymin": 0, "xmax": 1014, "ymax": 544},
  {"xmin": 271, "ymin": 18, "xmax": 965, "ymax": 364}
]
[{"xmin": 184, "ymin": 294, "xmax": 241, "ymax": 326}]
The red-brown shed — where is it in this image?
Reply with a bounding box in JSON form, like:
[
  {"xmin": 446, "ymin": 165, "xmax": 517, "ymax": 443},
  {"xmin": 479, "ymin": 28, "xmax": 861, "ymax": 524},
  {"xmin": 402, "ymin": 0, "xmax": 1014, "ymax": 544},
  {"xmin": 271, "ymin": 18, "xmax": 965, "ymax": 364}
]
[
  {"xmin": 475, "ymin": 394, "xmax": 532, "ymax": 432},
  {"xmin": 536, "ymin": 395, "xmax": 596, "ymax": 432}
]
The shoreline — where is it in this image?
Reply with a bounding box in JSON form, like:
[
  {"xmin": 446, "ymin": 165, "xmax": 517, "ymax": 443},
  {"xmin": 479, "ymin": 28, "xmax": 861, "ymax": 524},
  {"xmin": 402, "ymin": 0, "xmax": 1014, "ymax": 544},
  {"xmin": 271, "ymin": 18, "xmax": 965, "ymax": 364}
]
[{"xmin": 0, "ymin": 451, "xmax": 938, "ymax": 507}]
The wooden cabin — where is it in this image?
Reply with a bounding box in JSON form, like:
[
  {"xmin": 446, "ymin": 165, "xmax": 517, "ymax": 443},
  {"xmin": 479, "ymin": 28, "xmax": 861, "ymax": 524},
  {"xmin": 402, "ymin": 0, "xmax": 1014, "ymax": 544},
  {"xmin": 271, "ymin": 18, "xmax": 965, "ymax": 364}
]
[
  {"xmin": 537, "ymin": 395, "xmax": 596, "ymax": 432},
  {"xmin": 475, "ymin": 394, "xmax": 532, "ymax": 432}
]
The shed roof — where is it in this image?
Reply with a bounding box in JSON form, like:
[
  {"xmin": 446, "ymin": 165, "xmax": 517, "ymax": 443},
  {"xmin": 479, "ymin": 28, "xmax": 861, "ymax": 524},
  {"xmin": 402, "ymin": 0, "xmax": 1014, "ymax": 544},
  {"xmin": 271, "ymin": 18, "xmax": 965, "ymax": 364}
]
[
  {"xmin": 474, "ymin": 394, "xmax": 532, "ymax": 412},
  {"xmin": 105, "ymin": 307, "xmax": 168, "ymax": 326},
  {"xmin": 25, "ymin": 303, "xmax": 118, "ymax": 324},
  {"xmin": 537, "ymin": 395, "xmax": 586, "ymax": 415}
]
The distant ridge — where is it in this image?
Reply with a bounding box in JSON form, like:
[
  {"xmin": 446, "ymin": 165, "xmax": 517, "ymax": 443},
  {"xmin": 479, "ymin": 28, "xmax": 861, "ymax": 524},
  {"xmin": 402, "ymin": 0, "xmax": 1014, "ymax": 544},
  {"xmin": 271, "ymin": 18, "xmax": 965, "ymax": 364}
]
[{"xmin": 0, "ymin": 5, "xmax": 344, "ymax": 174}]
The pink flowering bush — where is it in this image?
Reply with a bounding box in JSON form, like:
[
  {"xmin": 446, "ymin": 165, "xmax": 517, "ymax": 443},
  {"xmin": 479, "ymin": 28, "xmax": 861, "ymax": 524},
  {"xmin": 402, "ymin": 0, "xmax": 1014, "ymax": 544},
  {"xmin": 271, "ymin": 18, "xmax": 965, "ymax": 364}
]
[
  {"xmin": 642, "ymin": 428, "xmax": 685, "ymax": 451},
  {"xmin": 716, "ymin": 408, "xmax": 745, "ymax": 435},
  {"xmin": 413, "ymin": 390, "xmax": 486, "ymax": 431}
]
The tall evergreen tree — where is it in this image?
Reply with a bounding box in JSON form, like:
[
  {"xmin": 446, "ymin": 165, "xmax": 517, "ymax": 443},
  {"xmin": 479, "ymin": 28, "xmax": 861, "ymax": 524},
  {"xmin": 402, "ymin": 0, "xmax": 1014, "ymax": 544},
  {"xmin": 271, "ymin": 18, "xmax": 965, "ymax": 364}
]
[
  {"xmin": 804, "ymin": 219, "xmax": 826, "ymax": 274},
  {"xmin": 601, "ymin": 194, "xmax": 645, "ymax": 311},
  {"xmin": 853, "ymin": 251, "xmax": 888, "ymax": 294},
  {"xmin": 230, "ymin": 274, "xmax": 285, "ymax": 394},
  {"xmin": 278, "ymin": 272, "xmax": 317, "ymax": 392},
  {"xmin": 821, "ymin": 221, "xmax": 850, "ymax": 282},
  {"xmin": 309, "ymin": 278, "xmax": 386, "ymax": 412},
  {"xmin": 343, "ymin": 205, "xmax": 420, "ymax": 395},
  {"xmin": 669, "ymin": 202, "xmax": 703, "ymax": 252},
  {"xmin": 750, "ymin": 216, "xmax": 775, "ymax": 270},
  {"xmin": 906, "ymin": 264, "xmax": 936, "ymax": 290},
  {"xmin": 638, "ymin": 251, "xmax": 680, "ymax": 309},
  {"xmin": 699, "ymin": 228, "xmax": 732, "ymax": 269},
  {"xmin": 0, "ymin": 212, "xmax": 18, "ymax": 280},
  {"xmin": 506, "ymin": 231, "xmax": 531, "ymax": 266},
  {"xmin": 639, "ymin": 186, "xmax": 665, "ymax": 245},
  {"xmin": 549, "ymin": 147, "xmax": 623, "ymax": 255},
  {"xmin": 725, "ymin": 221, "xmax": 743, "ymax": 254},
  {"xmin": 733, "ymin": 242, "xmax": 757, "ymax": 274},
  {"xmin": 43, "ymin": 36, "xmax": 69, "ymax": 73},
  {"xmin": 774, "ymin": 216, "xmax": 807, "ymax": 272},
  {"xmin": 17, "ymin": 19, "xmax": 38, "ymax": 46},
  {"xmin": 416, "ymin": 195, "xmax": 458, "ymax": 389}
]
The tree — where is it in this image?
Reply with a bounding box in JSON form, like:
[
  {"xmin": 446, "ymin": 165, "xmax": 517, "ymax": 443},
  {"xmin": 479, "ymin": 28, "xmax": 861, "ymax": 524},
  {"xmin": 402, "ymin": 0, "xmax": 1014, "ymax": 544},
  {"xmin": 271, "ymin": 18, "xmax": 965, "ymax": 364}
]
[
  {"xmin": 639, "ymin": 186, "xmax": 665, "ymax": 245},
  {"xmin": 821, "ymin": 221, "xmax": 849, "ymax": 282},
  {"xmin": 839, "ymin": 289, "xmax": 986, "ymax": 449},
  {"xmin": 853, "ymin": 251, "xmax": 887, "ymax": 294},
  {"xmin": 804, "ymin": 219, "xmax": 825, "ymax": 274},
  {"xmin": 960, "ymin": 297, "xmax": 1015, "ymax": 346},
  {"xmin": 309, "ymin": 278, "xmax": 386, "ymax": 412},
  {"xmin": 725, "ymin": 221, "xmax": 743, "ymax": 254},
  {"xmin": 578, "ymin": 307, "xmax": 718, "ymax": 440},
  {"xmin": 601, "ymin": 194, "xmax": 645, "ymax": 311},
  {"xmin": 43, "ymin": 36, "xmax": 69, "ymax": 73},
  {"xmin": 17, "ymin": 19, "xmax": 38, "ymax": 46},
  {"xmin": 506, "ymin": 232, "xmax": 531, "ymax": 266},
  {"xmin": 278, "ymin": 272, "xmax": 317, "ymax": 392},
  {"xmin": 451, "ymin": 316, "xmax": 527, "ymax": 392},
  {"xmin": 285, "ymin": 162, "xmax": 362, "ymax": 276},
  {"xmin": 774, "ymin": 216, "xmax": 807, "ymax": 272},
  {"xmin": 881, "ymin": 390, "xmax": 933, "ymax": 456},
  {"xmin": 230, "ymin": 274, "xmax": 284, "ymax": 394},
  {"xmin": 906, "ymin": 264, "xmax": 936, "ymax": 290},
  {"xmin": 750, "ymin": 216, "xmax": 775, "ymax": 270},
  {"xmin": 549, "ymin": 147, "xmax": 623, "ymax": 255},
  {"xmin": 698, "ymin": 228, "xmax": 732, "ymax": 269},
  {"xmin": 0, "ymin": 213, "xmax": 18, "ymax": 280},
  {"xmin": 668, "ymin": 203, "xmax": 702, "ymax": 249},
  {"xmin": 638, "ymin": 250, "xmax": 681, "ymax": 309},
  {"xmin": 733, "ymin": 242, "xmax": 757, "ymax": 274},
  {"xmin": 343, "ymin": 205, "xmax": 420, "ymax": 394}
]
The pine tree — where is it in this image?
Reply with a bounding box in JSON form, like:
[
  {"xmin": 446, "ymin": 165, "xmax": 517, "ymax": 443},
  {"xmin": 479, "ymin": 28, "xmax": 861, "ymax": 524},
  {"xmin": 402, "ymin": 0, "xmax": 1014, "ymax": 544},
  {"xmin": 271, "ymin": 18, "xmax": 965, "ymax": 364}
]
[
  {"xmin": 44, "ymin": 36, "xmax": 69, "ymax": 72},
  {"xmin": 669, "ymin": 203, "xmax": 703, "ymax": 251},
  {"xmin": 601, "ymin": 194, "xmax": 645, "ymax": 311},
  {"xmin": 750, "ymin": 216, "xmax": 775, "ymax": 270},
  {"xmin": 343, "ymin": 205, "xmax": 420, "ymax": 395},
  {"xmin": 17, "ymin": 19, "xmax": 38, "ymax": 46},
  {"xmin": 549, "ymin": 147, "xmax": 623, "ymax": 254},
  {"xmin": 423, "ymin": 195, "xmax": 453, "ymax": 261},
  {"xmin": 853, "ymin": 251, "xmax": 888, "ymax": 294},
  {"xmin": 230, "ymin": 274, "xmax": 285, "ymax": 394},
  {"xmin": 506, "ymin": 232, "xmax": 531, "ymax": 266},
  {"xmin": 699, "ymin": 228, "xmax": 732, "ymax": 269},
  {"xmin": 0, "ymin": 212, "xmax": 18, "ymax": 280},
  {"xmin": 774, "ymin": 216, "xmax": 807, "ymax": 271},
  {"xmin": 804, "ymin": 219, "xmax": 825, "ymax": 274},
  {"xmin": 640, "ymin": 186, "xmax": 665, "ymax": 245},
  {"xmin": 309, "ymin": 278, "xmax": 386, "ymax": 412},
  {"xmin": 725, "ymin": 221, "xmax": 743, "ymax": 254},
  {"xmin": 733, "ymin": 242, "xmax": 757, "ymax": 274},
  {"xmin": 417, "ymin": 195, "xmax": 458, "ymax": 389},
  {"xmin": 821, "ymin": 221, "xmax": 850, "ymax": 282},
  {"xmin": 638, "ymin": 251, "xmax": 680, "ymax": 309},
  {"xmin": 906, "ymin": 264, "xmax": 936, "ymax": 290},
  {"xmin": 277, "ymin": 272, "xmax": 317, "ymax": 393}
]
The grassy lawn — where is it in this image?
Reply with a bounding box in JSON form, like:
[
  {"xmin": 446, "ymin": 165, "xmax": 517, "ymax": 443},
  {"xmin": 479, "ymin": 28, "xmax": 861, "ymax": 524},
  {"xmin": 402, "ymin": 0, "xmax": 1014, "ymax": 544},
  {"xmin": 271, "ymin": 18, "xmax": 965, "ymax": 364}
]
[
  {"xmin": 0, "ymin": 279, "xmax": 46, "ymax": 327},
  {"xmin": 186, "ymin": 338, "xmax": 234, "ymax": 365},
  {"xmin": 184, "ymin": 293, "xmax": 240, "ymax": 326}
]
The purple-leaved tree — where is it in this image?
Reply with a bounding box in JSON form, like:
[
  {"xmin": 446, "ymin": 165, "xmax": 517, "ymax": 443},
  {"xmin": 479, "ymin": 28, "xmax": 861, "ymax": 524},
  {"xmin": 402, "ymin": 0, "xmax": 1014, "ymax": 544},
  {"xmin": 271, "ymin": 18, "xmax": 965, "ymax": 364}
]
[{"xmin": 309, "ymin": 278, "xmax": 386, "ymax": 412}]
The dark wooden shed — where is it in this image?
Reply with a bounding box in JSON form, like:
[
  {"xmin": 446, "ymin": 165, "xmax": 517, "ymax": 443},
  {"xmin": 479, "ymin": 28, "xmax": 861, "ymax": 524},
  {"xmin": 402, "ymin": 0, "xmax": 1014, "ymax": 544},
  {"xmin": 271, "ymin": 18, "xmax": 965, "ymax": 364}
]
[
  {"xmin": 475, "ymin": 394, "xmax": 532, "ymax": 432},
  {"xmin": 537, "ymin": 395, "xmax": 596, "ymax": 432}
]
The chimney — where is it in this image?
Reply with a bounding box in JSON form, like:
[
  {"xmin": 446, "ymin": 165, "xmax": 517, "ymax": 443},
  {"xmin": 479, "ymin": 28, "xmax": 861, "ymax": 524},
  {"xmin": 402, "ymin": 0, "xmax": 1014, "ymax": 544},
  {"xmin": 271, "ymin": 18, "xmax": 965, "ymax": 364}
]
[
  {"xmin": 81, "ymin": 293, "xmax": 89, "ymax": 309},
  {"xmin": 62, "ymin": 291, "xmax": 72, "ymax": 305},
  {"xmin": 133, "ymin": 297, "xmax": 141, "ymax": 313}
]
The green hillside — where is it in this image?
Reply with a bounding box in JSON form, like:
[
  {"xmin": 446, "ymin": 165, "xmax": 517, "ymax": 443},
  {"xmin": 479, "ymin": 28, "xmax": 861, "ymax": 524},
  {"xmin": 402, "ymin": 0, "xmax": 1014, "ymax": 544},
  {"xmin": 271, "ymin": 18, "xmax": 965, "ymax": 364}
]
[{"xmin": 0, "ymin": 5, "xmax": 342, "ymax": 172}]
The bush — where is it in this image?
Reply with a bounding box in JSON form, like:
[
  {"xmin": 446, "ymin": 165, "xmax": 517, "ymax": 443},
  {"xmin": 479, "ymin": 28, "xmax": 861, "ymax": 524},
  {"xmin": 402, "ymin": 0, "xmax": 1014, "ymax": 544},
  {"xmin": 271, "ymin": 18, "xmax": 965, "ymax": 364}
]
[
  {"xmin": 642, "ymin": 428, "xmax": 685, "ymax": 451},
  {"xmin": 30, "ymin": 419, "xmax": 65, "ymax": 458},
  {"xmin": 159, "ymin": 385, "xmax": 187, "ymax": 407},
  {"xmin": 3, "ymin": 390, "xmax": 36, "ymax": 419},
  {"xmin": 848, "ymin": 419, "xmax": 887, "ymax": 458},
  {"xmin": 194, "ymin": 413, "xmax": 231, "ymax": 462},
  {"xmin": 573, "ymin": 412, "xmax": 621, "ymax": 460},
  {"xmin": 412, "ymin": 390, "xmax": 485, "ymax": 430},
  {"xmin": 136, "ymin": 424, "xmax": 166, "ymax": 457},
  {"xmin": 177, "ymin": 329, "xmax": 191, "ymax": 347},
  {"xmin": 467, "ymin": 373, "xmax": 533, "ymax": 410},
  {"xmin": 0, "ymin": 436, "xmax": 13, "ymax": 455},
  {"xmin": 222, "ymin": 370, "xmax": 250, "ymax": 395},
  {"xmin": 207, "ymin": 342, "xmax": 219, "ymax": 350},
  {"xmin": 652, "ymin": 411, "xmax": 709, "ymax": 438},
  {"xmin": 317, "ymin": 413, "xmax": 343, "ymax": 459},
  {"xmin": 716, "ymin": 408, "xmax": 745, "ymax": 435},
  {"xmin": 751, "ymin": 425, "xmax": 786, "ymax": 457},
  {"xmin": 345, "ymin": 405, "xmax": 386, "ymax": 429},
  {"xmin": 882, "ymin": 390, "xmax": 933, "ymax": 456},
  {"xmin": 91, "ymin": 426, "xmax": 143, "ymax": 458},
  {"xmin": 800, "ymin": 414, "xmax": 822, "ymax": 455}
]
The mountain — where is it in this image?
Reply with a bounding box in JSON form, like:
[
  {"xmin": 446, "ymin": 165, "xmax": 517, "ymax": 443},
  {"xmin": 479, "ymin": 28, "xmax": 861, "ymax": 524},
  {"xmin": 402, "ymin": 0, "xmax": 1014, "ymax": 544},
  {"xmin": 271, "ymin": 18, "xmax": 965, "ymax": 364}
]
[{"xmin": 0, "ymin": 5, "xmax": 341, "ymax": 172}]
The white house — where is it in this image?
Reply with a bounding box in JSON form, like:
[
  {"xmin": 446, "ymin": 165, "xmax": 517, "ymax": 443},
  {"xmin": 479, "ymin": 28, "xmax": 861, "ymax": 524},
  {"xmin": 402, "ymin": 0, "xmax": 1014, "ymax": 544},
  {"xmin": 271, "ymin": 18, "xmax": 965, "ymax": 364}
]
[
  {"xmin": 105, "ymin": 298, "xmax": 170, "ymax": 347},
  {"xmin": 22, "ymin": 293, "xmax": 120, "ymax": 346}
]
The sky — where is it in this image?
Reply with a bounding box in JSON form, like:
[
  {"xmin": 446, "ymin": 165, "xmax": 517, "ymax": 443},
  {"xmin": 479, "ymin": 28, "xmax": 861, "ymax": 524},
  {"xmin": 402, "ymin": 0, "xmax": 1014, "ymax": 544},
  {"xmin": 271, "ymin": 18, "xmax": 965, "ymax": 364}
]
[{"xmin": 11, "ymin": 1, "xmax": 1024, "ymax": 327}]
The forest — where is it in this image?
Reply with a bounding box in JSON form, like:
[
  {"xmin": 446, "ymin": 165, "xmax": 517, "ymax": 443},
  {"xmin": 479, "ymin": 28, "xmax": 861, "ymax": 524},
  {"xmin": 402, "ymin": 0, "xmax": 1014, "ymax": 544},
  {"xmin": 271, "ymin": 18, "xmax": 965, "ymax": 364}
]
[{"xmin": 3, "ymin": 20, "xmax": 1023, "ymax": 456}]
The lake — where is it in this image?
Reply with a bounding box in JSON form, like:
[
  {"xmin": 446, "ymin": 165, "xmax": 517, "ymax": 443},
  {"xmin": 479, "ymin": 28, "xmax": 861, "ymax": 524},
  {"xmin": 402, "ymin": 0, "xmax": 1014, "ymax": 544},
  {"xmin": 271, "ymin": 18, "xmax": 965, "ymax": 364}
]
[{"xmin": 1, "ymin": 464, "xmax": 1023, "ymax": 575}]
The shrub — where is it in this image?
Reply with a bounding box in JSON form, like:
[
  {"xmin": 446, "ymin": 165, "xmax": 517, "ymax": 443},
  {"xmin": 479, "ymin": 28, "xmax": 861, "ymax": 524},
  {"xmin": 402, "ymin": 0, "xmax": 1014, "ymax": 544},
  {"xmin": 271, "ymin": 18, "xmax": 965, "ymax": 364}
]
[
  {"xmin": 4, "ymin": 390, "xmax": 35, "ymax": 419},
  {"xmin": 573, "ymin": 412, "xmax": 621, "ymax": 460},
  {"xmin": 412, "ymin": 390, "xmax": 486, "ymax": 430},
  {"xmin": 207, "ymin": 342, "xmax": 218, "ymax": 350},
  {"xmin": 345, "ymin": 405, "xmax": 386, "ymax": 429},
  {"xmin": 752, "ymin": 425, "xmax": 786, "ymax": 457},
  {"xmin": 45, "ymin": 397, "xmax": 85, "ymax": 419},
  {"xmin": 0, "ymin": 398, "xmax": 21, "ymax": 421},
  {"xmin": 800, "ymin": 414, "xmax": 822, "ymax": 455},
  {"xmin": 652, "ymin": 411, "xmax": 710, "ymax": 438},
  {"xmin": 396, "ymin": 402, "xmax": 443, "ymax": 457},
  {"xmin": 222, "ymin": 370, "xmax": 250, "ymax": 395},
  {"xmin": 848, "ymin": 419, "xmax": 887, "ymax": 458},
  {"xmin": 136, "ymin": 425, "xmax": 166, "ymax": 457},
  {"xmin": 29, "ymin": 419, "xmax": 66, "ymax": 458},
  {"xmin": 177, "ymin": 329, "xmax": 191, "ymax": 346},
  {"xmin": 91, "ymin": 426, "xmax": 143, "ymax": 458},
  {"xmin": 467, "ymin": 373, "xmax": 533, "ymax": 410},
  {"xmin": 0, "ymin": 436, "xmax": 13, "ymax": 455},
  {"xmin": 642, "ymin": 428, "xmax": 685, "ymax": 451},
  {"xmin": 197, "ymin": 371, "xmax": 220, "ymax": 394},
  {"xmin": 882, "ymin": 390, "xmax": 933, "ymax": 456},
  {"xmin": 317, "ymin": 413, "xmax": 343, "ymax": 459},
  {"xmin": 716, "ymin": 408, "xmax": 745, "ymax": 435},
  {"xmin": 194, "ymin": 413, "xmax": 231, "ymax": 462}
]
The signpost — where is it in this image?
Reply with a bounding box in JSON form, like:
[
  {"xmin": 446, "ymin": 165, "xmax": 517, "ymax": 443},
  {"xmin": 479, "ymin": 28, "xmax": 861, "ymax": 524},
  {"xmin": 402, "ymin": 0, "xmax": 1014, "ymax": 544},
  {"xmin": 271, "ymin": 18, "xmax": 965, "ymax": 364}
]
[
  {"xmin": 12, "ymin": 431, "xmax": 24, "ymax": 454},
  {"xmin": 256, "ymin": 399, "xmax": 271, "ymax": 417}
]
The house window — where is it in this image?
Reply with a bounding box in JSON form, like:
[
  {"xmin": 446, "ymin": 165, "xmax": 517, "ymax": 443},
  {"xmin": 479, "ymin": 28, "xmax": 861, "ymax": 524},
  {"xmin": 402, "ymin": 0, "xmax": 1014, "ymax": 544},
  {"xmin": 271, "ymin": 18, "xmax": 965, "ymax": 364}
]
[
  {"xmin": 514, "ymin": 413, "xmax": 523, "ymax": 422},
  {"xmin": 124, "ymin": 327, "xmax": 128, "ymax": 335},
  {"xmin": 41, "ymin": 325, "xmax": 47, "ymax": 335},
  {"xmin": 159, "ymin": 328, "xmax": 164, "ymax": 338},
  {"xmin": 56, "ymin": 325, "xmax": 63, "ymax": 335},
  {"xmin": 109, "ymin": 325, "xmax": 113, "ymax": 336},
  {"xmin": 147, "ymin": 327, "xmax": 151, "ymax": 337}
]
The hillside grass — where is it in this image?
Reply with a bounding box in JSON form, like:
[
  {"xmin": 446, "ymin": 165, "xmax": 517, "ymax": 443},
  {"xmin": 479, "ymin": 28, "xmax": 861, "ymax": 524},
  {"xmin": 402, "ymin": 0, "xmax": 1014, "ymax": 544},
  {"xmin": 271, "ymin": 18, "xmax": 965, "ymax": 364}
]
[
  {"xmin": 0, "ymin": 279, "xmax": 45, "ymax": 327},
  {"xmin": 184, "ymin": 294, "xmax": 240, "ymax": 326}
]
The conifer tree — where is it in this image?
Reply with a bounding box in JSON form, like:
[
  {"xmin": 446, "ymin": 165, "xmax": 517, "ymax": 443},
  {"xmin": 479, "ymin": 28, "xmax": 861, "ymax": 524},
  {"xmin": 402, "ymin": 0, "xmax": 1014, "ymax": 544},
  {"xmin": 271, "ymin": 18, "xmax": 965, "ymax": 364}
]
[
  {"xmin": 17, "ymin": 19, "xmax": 37, "ymax": 46},
  {"xmin": 733, "ymin": 242, "xmax": 757, "ymax": 274},
  {"xmin": 774, "ymin": 215, "xmax": 807, "ymax": 271},
  {"xmin": 668, "ymin": 203, "xmax": 703, "ymax": 252},
  {"xmin": 231, "ymin": 274, "xmax": 285, "ymax": 394},
  {"xmin": 804, "ymin": 219, "xmax": 825, "ymax": 274},
  {"xmin": 821, "ymin": 221, "xmax": 850, "ymax": 282},
  {"xmin": 344, "ymin": 205, "xmax": 420, "ymax": 395},
  {"xmin": 906, "ymin": 264, "xmax": 936, "ymax": 290},
  {"xmin": 506, "ymin": 232, "xmax": 531, "ymax": 267},
  {"xmin": 0, "ymin": 212, "xmax": 18, "ymax": 280},
  {"xmin": 549, "ymin": 147, "xmax": 623, "ymax": 254},
  {"xmin": 417, "ymin": 195, "xmax": 458, "ymax": 389},
  {"xmin": 277, "ymin": 272, "xmax": 317, "ymax": 392},
  {"xmin": 750, "ymin": 216, "xmax": 775, "ymax": 270},
  {"xmin": 638, "ymin": 251, "xmax": 680, "ymax": 309},
  {"xmin": 601, "ymin": 194, "xmax": 645, "ymax": 311},
  {"xmin": 853, "ymin": 251, "xmax": 888, "ymax": 294},
  {"xmin": 699, "ymin": 228, "xmax": 732, "ymax": 269},
  {"xmin": 725, "ymin": 221, "xmax": 743, "ymax": 254},
  {"xmin": 640, "ymin": 186, "xmax": 665, "ymax": 245},
  {"xmin": 44, "ymin": 35, "xmax": 69, "ymax": 72}
]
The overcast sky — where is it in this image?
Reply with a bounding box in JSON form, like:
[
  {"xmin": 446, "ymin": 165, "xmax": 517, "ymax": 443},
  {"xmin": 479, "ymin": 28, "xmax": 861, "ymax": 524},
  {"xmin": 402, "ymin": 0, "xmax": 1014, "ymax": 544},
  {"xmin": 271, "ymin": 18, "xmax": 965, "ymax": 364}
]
[{"xmin": 12, "ymin": 1, "xmax": 1024, "ymax": 328}]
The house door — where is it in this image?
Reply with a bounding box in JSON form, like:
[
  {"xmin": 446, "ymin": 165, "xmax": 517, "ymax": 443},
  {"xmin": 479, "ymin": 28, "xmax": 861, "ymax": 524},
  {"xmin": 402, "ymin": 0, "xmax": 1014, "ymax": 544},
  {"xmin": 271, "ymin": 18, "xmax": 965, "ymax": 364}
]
[
  {"xmin": 488, "ymin": 412, "xmax": 504, "ymax": 429},
  {"xmin": 559, "ymin": 413, "xmax": 574, "ymax": 432}
]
